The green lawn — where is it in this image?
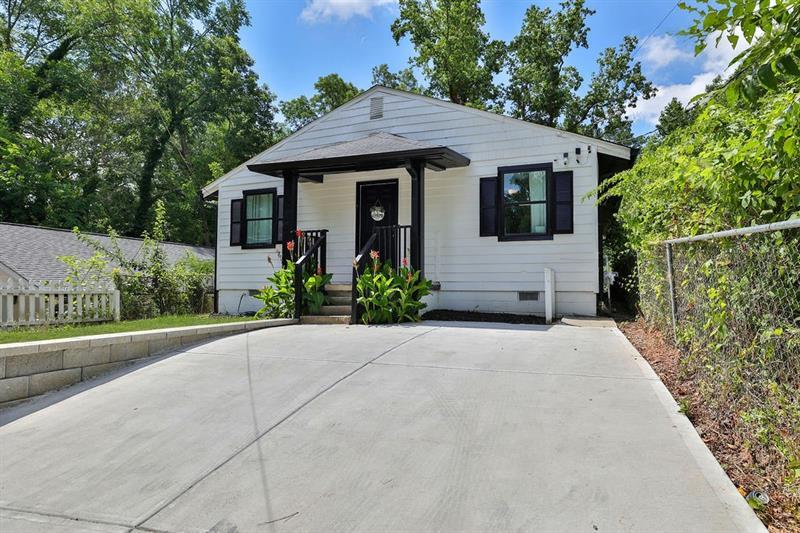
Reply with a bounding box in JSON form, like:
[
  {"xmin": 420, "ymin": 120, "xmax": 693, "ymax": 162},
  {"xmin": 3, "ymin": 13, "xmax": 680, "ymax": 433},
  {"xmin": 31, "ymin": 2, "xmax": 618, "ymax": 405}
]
[{"xmin": 0, "ymin": 315, "xmax": 254, "ymax": 344}]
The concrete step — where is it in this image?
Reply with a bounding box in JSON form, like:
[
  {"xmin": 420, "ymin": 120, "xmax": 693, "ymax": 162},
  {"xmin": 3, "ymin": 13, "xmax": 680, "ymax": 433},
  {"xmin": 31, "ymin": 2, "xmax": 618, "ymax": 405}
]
[
  {"xmin": 327, "ymin": 296, "xmax": 350, "ymax": 305},
  {"xmin": 300, "ymin": 315, "xmax": 350, "ymax": 325},
  {"xmin": 326, "ymin": 283, "xmax": 352, "ymax": 292},
  {"xmin": 320, "ymin": 305, "xmax": 350, "ymax": 315}
]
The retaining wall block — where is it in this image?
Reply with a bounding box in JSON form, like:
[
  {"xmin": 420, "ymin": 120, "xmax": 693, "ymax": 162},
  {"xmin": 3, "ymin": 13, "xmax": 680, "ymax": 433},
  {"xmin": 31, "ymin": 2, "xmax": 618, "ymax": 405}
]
[{"xmin": 5, "ymin": 351, "xmax": 63, "ymax": 378}]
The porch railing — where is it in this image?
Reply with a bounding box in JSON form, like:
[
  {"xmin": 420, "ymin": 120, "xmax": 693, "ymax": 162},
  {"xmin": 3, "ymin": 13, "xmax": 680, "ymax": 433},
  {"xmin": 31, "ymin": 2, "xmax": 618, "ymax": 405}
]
[
  {"xmin": 374, "ymin": 224, "xmax": 412, "ymax": 269},
  {"xmin": 293, "ymin": 229, "xmax": 328, "ymax": 318}
]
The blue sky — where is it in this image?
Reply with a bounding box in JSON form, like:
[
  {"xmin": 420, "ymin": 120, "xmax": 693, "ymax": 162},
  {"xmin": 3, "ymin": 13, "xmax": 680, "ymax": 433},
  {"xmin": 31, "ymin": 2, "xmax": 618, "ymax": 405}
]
[{"xmin": 240, "ymin": 0, "xmax": 742, "ymax": 135}]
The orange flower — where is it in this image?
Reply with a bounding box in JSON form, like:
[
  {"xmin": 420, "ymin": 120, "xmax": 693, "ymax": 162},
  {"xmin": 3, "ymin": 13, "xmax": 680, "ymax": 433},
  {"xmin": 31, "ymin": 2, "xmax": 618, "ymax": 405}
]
[{"xmin": 286, "ymin": 241, "xmax": 295, "ymax": 252}]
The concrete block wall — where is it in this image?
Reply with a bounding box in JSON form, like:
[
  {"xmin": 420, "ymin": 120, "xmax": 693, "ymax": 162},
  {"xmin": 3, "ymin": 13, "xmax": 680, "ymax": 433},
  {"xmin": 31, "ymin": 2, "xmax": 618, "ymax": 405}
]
[{"xmin": 0, "ymin": 319, "xmax": 296, "ymax": 405}]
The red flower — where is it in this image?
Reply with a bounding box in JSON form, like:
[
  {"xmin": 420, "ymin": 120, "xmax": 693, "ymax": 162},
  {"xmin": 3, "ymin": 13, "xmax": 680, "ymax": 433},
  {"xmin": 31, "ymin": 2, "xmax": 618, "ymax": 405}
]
[
  {"xmin": 401, "ymin": 257, "xmax": 409, "ymax": 268},
  {"xmin": 295, "ymin": 229, "xmax": 303, "ymax": 238},
  {"xmin": 369, "ymin": 250, "xmax": 380, "ymax": 261},
  {"xmin": 286, "ymin": 241, "xmax": 295, "ymax": 252}
]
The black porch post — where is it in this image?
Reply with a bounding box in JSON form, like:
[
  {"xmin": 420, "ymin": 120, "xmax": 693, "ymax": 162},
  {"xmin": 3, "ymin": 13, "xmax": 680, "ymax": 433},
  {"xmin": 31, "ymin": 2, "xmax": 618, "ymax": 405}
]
[
  {"xmin": 408, "ymin": 159, "xmax": 425, "ymax": 277},
  {"xmin": 282, "ymin": 169, "xmax": 299, "ymax": 266}
]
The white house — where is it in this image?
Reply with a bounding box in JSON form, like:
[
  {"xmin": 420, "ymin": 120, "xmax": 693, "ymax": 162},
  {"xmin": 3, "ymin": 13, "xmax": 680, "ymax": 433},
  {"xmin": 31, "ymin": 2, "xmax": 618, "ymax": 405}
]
[{"xmin": 203, "ymin": 86, "xmax": 631, "ymax": 322}]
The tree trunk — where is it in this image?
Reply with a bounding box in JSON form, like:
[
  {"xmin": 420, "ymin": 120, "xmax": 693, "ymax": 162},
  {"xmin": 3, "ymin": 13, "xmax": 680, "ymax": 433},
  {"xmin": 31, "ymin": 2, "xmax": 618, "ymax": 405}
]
[{"xmin": 132, "ymin": 117, "xmax": 178, "ymax": 236}]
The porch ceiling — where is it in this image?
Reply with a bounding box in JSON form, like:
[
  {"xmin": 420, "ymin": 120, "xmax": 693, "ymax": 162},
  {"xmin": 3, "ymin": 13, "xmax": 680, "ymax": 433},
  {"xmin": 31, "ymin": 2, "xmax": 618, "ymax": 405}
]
[{"xmin": 247, "ymin": 132, "xmax": 470, "ymax": 178}]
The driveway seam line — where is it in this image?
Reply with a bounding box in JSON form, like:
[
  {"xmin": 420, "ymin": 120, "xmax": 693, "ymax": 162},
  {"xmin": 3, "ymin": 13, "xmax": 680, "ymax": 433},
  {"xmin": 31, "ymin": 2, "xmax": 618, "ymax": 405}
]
[
  {"xmin": 132, "ymin": 326, "xmax": 440, "ymax": 529},
  {"xmin": 371, "ymin": 361, "xmax": 659, "ymax": 381},
  {"xmin": 0, "ymin": 505, "xmax": 140, "ymax": 531}
]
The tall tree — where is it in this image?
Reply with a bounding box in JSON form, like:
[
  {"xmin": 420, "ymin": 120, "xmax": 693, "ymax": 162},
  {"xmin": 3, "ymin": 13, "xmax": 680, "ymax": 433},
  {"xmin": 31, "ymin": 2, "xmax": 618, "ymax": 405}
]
[
  {"xmin": 371, "ymin": 63, "xmax": 421, "ymax": 93},
  {"xmin": 505, "ymin": 0, "xmax": 655, "ymax": 143},
  {"xmin": 113, "ymin": 0, "xmax": 275, "ymax": 235},
  {"xmin": 655, "ymin": 97, "xmax": 694, "ymax": 137},
  {"xmin": 279, "ymin": 73, "xmax": 360, "ymax": 131},
  {"xmin": 390, "ymin": 0, "xmax": 505, "ymax": 107}
]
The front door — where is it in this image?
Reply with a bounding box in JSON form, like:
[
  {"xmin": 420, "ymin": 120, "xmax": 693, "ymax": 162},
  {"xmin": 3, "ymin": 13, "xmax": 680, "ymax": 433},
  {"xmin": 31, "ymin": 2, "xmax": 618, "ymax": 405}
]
[{"xmin": 356, "ymin": 180, "xmax": 399, "ymax": 267}]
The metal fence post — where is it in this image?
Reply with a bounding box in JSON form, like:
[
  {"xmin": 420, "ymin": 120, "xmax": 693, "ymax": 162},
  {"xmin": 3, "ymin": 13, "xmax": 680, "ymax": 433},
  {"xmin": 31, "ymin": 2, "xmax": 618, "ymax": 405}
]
[{"xmin": 665, "ymin": 243, "xmax": 678, "ymax": 343}]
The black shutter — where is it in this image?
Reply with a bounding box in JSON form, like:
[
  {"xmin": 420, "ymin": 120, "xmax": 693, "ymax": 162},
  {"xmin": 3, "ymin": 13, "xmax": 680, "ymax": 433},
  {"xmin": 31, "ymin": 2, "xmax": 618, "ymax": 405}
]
[
  {"xmin": 479, "ymin": 177, "xmax": 498, "ymax": 236},
  {"xmin": 230, "ymin": 199, "xmax": 243, "ymax": 246},
  {"xmin": 552, "ymin": 171, "xmax": 573, "ymax": 234},
  {"xmin": 275, "ymin": 195, "xmax": 284, "ymax": 243}
]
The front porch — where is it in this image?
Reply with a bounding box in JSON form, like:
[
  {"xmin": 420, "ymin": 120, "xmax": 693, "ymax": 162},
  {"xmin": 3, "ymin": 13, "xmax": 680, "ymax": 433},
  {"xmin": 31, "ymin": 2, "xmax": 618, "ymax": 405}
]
[{"xmin": 246, "ymin": 132, "xmax": 469, "ymax": 323}]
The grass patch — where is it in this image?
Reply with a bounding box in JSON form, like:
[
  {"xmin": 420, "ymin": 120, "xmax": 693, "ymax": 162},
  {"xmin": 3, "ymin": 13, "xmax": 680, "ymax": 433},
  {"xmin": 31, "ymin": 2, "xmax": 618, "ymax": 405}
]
[{"xmin": 0, "ymin": 315, "xmax": 254, "ymax": 344}]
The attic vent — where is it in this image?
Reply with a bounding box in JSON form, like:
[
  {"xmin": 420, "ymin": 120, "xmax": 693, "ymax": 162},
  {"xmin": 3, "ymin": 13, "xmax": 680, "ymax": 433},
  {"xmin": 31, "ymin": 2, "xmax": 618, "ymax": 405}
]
[
  {"xmin": 369, "ymin": 97, "xmax": 384, "ymax": 119},
  {"xmin": 518, "ymin": 291, "xmax": 540, "ymax": 301}
]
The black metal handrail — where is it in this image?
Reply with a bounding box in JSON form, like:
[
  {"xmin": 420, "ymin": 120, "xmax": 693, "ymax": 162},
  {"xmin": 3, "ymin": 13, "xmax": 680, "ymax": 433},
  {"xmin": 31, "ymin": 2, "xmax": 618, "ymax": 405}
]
[
  {"xmin": 351, "ymin": 230, "xmax": 378, "ymax": 324},
  {"xmin": 293, "ymin": 229, "xmax": 328, "ymax": 319},
  {"xmin": 373, "ymin": 225, "xmax": 412, "ymax": 269}
]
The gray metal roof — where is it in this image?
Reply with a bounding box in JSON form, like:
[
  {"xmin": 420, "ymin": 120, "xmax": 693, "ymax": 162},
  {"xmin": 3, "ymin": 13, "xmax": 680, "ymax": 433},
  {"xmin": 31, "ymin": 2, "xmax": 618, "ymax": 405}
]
[{"xmin": 0, "ymin": 223, "xmax": 214, "ymax": 282}]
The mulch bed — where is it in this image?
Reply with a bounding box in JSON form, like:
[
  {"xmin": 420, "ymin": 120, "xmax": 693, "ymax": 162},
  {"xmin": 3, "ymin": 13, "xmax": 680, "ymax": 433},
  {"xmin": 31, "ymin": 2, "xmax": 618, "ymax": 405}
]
[
  {"xmin": 421, "ymin": 309, "xmax": 546, "ymax": 325},
  {"xmin": 619, "ymin": 318, "xmax": 799, "ymax": 533}
]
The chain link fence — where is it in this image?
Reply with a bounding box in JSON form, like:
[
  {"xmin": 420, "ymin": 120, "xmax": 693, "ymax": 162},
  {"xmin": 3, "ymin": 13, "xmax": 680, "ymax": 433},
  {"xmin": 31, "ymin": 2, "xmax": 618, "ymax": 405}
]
[{"xmin": 637, "ymin": 219, "xmax": 800, "ymax": 500}]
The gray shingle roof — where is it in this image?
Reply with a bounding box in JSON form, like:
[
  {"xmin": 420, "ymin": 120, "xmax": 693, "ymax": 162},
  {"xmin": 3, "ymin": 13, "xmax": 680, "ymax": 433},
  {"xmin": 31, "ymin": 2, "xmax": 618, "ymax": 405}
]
[
  {"xmin": 0, "ymin": 223, "xmax": 214, "ymax": 282},
  {"xmin": 260, "ymin": 132, "xmax": 444, "ymax": 164}
]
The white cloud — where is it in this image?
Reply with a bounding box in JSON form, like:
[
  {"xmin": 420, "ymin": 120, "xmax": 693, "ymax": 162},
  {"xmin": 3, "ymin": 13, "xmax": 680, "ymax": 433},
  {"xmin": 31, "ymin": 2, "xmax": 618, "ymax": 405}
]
[
  {"xmin": 300, "ymin": 0, "xmax": 396, "ymax": 23},
  {"xmin": 629, "ymin": 31, "xmax": 748, "ymax": 127},
  {"xmin": 640, "ymin": 35, "xmax": 693, "ymax": 69}
]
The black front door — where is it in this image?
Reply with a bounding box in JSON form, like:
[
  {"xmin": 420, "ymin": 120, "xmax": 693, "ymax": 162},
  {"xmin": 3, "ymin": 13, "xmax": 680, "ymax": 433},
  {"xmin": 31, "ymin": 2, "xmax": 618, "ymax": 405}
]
[{"xmin": 357, "ymin": 180, "xmax": 399, "ymax": 267}]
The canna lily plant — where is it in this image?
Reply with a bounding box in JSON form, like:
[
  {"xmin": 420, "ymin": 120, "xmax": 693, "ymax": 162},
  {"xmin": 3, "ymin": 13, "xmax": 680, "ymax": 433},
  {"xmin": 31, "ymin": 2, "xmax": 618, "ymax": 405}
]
[{"xmin": 354, "ymin": 250, "xmax": 432, "ymax": 324}]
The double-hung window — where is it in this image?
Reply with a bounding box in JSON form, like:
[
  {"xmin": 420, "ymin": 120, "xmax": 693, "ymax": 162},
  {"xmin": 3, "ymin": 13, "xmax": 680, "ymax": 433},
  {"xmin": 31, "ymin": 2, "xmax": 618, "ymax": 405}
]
[
  {"xmin": 242, "ymin": 188, "xmax": 277, "ymax": 248},
  {"xmin": 498, "ymin": 163, "xmax": 551, "ymax": 240}
]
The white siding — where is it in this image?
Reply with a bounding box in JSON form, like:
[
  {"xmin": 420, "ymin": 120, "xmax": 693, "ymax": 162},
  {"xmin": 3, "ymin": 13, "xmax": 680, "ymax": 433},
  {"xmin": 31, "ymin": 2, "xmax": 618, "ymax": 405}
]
[{"xmin": 214, "ymin": 89, "xmax": 627, "ymax": 317}]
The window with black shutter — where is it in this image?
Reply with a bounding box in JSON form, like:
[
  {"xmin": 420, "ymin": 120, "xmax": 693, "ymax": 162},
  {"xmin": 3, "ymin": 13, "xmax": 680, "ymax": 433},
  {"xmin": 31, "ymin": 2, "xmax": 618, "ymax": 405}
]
[
  {"xmin": 241, "ymin": 188, "xmax": 278, "ymax": 249},
  {"xmin": 552, "ymin": 171, "xmax": 574, "ymax": 234},
  {"xmin": 497, "ymin": 163, "xmax": 553, "ymax": 241},
  {"xmin": 230, "ymin": 199, "xmax": 243, "ymax": 246},
  {"xmin": 479, "ymin": 177, "xmax": 498, "ymax": 236}
]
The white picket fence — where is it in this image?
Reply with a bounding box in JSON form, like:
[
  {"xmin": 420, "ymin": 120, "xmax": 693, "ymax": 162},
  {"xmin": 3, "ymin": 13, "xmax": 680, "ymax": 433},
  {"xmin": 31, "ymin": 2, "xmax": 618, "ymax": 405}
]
[{"xmin": 0, "ymin": 280, "xmax": 120, "ymax": 328}]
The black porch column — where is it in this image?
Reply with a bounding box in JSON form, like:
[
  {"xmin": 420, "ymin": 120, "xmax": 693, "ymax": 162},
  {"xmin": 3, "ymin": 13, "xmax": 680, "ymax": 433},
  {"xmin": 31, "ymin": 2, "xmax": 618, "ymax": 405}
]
[
  {"xmin": 282, "ymin": 169, "xmax": 299, "ymax": 265},
  {"xmin": 408, "ymin": 159, "xmax": 425, "ymax": 277}
]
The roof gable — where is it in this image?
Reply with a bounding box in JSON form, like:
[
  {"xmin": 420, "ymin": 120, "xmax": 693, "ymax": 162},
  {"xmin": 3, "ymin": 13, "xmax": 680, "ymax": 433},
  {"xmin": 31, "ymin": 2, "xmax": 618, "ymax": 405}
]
[{"xmin": 203, "ymin": 85, "xmax": 630, "ymax": 196}]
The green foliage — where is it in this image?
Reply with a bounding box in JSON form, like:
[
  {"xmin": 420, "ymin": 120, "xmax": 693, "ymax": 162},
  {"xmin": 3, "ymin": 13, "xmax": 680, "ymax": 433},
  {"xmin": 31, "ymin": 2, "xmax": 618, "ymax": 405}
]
[
  {"xmin": 355, "ymin": 254, "xmax": 432, "ymax": 324},
  {"xmin": 254, "ymin": 255, "xmax": 334, "ymax": 318},
  {"xmin": 604, "ymin": 73, "xmax": 800, "ymax": 512},
  {"xmin": 371, "ymin": 63, "xmax": 422, "ymax": 93},
  {"xmin": 254, "ymin": 262, "xmax": 296, "ymax": 319},
  {"xmin": 505, "ymin": 0, "xmax": 655, "ymax": 144},
  {"xmin": 59, "ymin": 201, "xmax": 214, "ymax": 319},
  {"xmin": 656, "ymin": 97, "xmax": 697, "ymax": 137},
  {"xmin": 680, "ymin": 0, "xmax": 800, "ymax": 101},
  {"xmin": 1, "ymin": 0, "xmax": 280, "ymax": 244},
  {"xmin": 390, "ymin": 0, "xmax": 505, "ymax": 107},
  {"xmin": 279, "ymin": 73, "xmax": 360, "ymax": 131}
]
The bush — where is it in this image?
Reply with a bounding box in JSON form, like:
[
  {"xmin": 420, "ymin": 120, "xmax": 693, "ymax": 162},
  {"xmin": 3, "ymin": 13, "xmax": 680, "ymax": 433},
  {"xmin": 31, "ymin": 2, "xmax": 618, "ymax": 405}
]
[
  {"xmin": 355, "ymin": 252, "xmax": 431, "ymax": 324},
  {"xmin": 253, "ymin": 244, "xmax": 333, "ymax": 319},
  {"xmin": 59, "ymin": 201, "xmax": 213, "ymax": 319}
]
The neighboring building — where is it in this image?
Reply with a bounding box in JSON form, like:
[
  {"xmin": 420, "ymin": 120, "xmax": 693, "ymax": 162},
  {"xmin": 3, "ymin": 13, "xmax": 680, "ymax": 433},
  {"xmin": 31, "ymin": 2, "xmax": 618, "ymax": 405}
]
[
  {"xmin": 0, "ymin": 223, "xmax": 214, "ymax": 284},
  {"xmin": 203, "ymin": 86, "xmax": 632, "ymax": 320}
]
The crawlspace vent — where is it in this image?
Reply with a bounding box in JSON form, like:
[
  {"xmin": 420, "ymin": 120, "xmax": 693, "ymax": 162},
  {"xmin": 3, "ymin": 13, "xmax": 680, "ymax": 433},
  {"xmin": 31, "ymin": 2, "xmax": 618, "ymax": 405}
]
[
  {"xmin": 518, "ymin": 291, "xmax": 540, "ymax": 301},
  {"xmin": 370, "ymin": 97, "xmax": 384, "ymax": 119}
]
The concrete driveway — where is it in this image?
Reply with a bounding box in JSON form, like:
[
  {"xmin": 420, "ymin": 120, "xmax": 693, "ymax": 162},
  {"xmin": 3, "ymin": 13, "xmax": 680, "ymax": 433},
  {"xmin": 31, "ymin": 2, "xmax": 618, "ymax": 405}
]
[{"xmin": 0, "ymin": 322, "xmax": 763, "ymax": 532}]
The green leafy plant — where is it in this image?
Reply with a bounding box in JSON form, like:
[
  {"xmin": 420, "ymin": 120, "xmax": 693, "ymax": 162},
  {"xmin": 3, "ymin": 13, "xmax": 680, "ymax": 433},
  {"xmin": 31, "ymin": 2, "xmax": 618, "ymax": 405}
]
[
  {"xmin": 254, "ymin": 235, "xmax": 333, "ymax": 318},
  {"xmin": 355, "ymin": 252, "xmax": 432, "ymax": 324},
  {"xmin": 58, "ymin": 201, "xmax": 213, "ymax": 319}
]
